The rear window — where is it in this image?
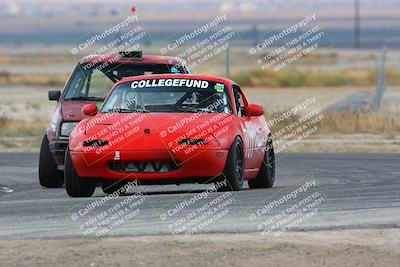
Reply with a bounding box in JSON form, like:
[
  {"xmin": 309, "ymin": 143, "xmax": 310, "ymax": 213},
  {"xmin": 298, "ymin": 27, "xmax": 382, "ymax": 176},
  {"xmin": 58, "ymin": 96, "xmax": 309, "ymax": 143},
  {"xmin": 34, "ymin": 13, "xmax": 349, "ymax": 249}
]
[{"xmin": 63, "ymin": 63, "xmax": 187, "ymax": 101}]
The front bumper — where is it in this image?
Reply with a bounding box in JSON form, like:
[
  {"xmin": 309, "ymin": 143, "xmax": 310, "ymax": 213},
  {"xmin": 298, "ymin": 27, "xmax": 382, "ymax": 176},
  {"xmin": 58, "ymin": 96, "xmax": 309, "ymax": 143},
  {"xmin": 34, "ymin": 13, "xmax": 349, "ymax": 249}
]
[
  {"xmin": 49, "ymin": 139, "xmax": 68, "ymax": 167},
  {"xmin": 70, "ymin": 149, "xmax": 228, "ymax": 183}
]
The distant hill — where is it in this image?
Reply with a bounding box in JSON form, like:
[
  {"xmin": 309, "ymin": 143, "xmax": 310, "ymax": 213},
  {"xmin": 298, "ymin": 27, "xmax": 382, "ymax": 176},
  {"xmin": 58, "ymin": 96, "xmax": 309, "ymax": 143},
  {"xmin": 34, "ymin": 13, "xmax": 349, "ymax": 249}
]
[{"xmin": 0, "ymin": 0, "xmax": 399, "ymax": 48}]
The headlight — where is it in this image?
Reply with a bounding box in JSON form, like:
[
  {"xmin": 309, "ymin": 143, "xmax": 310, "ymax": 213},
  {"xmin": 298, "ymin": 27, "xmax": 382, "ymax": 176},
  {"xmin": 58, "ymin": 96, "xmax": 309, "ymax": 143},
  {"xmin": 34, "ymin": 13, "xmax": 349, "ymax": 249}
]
[{"xmin": 60, "ymin": 122, "xmax": 79, "ymax": 137}]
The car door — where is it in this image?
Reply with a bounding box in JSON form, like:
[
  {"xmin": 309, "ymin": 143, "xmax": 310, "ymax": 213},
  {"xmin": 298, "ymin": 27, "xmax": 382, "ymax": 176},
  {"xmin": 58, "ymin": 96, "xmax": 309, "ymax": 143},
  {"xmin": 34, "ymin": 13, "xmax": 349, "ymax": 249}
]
[{"xmin": 232, "ymin": 85, "xmax": 264, "ymax": 170}]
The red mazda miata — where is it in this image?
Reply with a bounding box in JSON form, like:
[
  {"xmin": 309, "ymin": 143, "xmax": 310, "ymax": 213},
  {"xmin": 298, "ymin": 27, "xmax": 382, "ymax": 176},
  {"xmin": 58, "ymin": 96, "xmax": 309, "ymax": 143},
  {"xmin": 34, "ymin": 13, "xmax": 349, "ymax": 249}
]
[{"xmin": 65, "ymin": 74, "xmax": 275, "ymax": 197}]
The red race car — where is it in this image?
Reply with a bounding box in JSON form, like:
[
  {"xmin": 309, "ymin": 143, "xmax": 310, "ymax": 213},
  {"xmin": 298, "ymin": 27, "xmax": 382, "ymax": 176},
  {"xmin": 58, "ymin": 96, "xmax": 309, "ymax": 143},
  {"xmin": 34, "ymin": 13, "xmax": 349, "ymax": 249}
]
[{"xmin": 65, "ymin": 74, "xmax": 275, "ymax": 197}]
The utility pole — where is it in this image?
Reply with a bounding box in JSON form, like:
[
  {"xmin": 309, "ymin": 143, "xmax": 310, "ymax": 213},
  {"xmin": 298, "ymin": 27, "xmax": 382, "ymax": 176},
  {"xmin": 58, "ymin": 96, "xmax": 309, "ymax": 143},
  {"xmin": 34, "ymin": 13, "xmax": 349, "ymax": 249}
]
[
  {"xmin": 372, "ymin": 47, "xmax": 387, "ymax": 111},
  {"xmin": 225, "ymin": 45, "xmax": 230, "ymax": 79},
  {"xmin": 251, "ymin": 24, "xmax": 259, "ymax": 47},
  {"xmin": 354, "ymin": 0, "xmax": 361, "ymax": 49}
]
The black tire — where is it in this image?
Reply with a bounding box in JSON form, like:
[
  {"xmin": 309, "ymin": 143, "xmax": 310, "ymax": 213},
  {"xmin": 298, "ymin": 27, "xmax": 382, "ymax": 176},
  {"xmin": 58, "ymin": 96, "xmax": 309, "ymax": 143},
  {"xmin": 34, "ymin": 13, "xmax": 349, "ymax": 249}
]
[
  {"xmin": 219, "ymin": 137, "xmax": 244, "ymax": 191},
  {"xmin": 102, "ymin": 180, "xmax": 127, "ymax": 195},
  {"xmin": 38, "ymin": 135, "xmax": 64, "ymax": 188},
  {"xmin": 248, "ymin": 138, "xmax": 275, "ymax": 189},
  {"xmin": 65, "ymin": 148, "xmax": 96, "ymax": 197}
]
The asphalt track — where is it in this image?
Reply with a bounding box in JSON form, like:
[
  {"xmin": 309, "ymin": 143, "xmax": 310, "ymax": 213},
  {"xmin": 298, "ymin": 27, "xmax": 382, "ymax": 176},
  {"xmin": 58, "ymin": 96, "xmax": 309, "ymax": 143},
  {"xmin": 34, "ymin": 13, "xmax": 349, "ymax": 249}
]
[{"xmin": 0, "ymin": 152, "xmax": 399, "ymax": 240}]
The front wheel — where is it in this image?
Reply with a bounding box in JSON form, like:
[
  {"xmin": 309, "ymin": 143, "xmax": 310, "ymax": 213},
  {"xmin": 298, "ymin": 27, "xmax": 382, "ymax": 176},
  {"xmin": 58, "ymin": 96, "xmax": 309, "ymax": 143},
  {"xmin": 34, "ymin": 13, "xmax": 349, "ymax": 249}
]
[
  {"xmin": 219, "ymin": 137, "xmax": 244, "ymax": 191},
  {"xmin": 38, "ymin": 135, "xmax": 64, "ymax": 188},
  {"xmin": 65, "ymin": 148, "xmax": 96, "ymax": 197},
  {"xmin": 248, "ymin": 138, "xmax": 275, "ymax": 189}
]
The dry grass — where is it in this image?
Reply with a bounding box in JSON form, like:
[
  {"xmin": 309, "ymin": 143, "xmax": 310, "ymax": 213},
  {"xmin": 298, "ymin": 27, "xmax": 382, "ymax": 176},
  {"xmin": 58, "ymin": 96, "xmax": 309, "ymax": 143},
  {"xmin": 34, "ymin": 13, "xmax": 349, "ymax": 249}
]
[
  {"xmin": 267, "ymin": 111, "xmax": 400, "ymax": 135},
  {"xmin": 0, "ymin": 112, "xmax": 399, "ymax": 152},
  {"xmin": 0, "ymin": 116, "xmax": 6, "ymax": 126},
  {"xmin": 0, "ymin": 54, "xmax": 74, "ymax": 65},
  {"xmin": 319, "ymin": 112, "xmax": 400, "ymax": 134},
  {"xmin": 0, "ymin": 72, "xmax": 67, "ymax": 87},
  {"xmin": 0, "ymin": 116, "xmax": 46, "ymax": 137},
  {"xmin": 231, "ymin": 69, "xmax": 400, "ymax": 88},
  {"xmin": 267, "ymin": 111, "xmax": 301, "ymax": 134},
  {"xmin": 2, "ymin": 111, "xmax": 398, "ymax": 138}
]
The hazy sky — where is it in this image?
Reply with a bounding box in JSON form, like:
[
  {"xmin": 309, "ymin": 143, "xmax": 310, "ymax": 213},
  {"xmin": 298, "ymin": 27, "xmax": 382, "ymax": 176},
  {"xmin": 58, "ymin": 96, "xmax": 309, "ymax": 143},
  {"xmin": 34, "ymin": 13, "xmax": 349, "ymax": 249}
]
[
  {"xmin": 0, "ymin": 0, "xmax": 399, "ymax": 34},
  {"xmin": 1, "ymin": 0, "xmax": 399, "ymax": 17}
]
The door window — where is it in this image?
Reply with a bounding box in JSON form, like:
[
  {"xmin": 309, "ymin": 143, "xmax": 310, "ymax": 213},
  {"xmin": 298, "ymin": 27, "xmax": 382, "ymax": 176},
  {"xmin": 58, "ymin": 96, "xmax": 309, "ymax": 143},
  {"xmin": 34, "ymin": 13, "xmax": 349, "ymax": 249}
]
[{"xmin": 232, "ymin": 85, "xmax": 247, "ymax": 117}]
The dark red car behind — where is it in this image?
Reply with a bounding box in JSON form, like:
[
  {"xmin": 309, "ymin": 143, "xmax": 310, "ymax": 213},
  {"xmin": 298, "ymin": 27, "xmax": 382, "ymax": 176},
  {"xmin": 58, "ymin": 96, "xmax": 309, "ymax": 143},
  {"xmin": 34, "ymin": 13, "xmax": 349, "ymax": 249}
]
[{"xmin": 39, "ymin": 51, "xmax": 190, "ymax": 188}]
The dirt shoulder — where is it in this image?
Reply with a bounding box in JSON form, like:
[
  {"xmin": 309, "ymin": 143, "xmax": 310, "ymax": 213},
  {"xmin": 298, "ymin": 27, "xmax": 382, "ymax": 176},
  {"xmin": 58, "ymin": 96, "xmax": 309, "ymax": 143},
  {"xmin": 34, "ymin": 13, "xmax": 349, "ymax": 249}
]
[{"xmin": 0, "ymin": 229, "xmax": 399, "ymax": 267}]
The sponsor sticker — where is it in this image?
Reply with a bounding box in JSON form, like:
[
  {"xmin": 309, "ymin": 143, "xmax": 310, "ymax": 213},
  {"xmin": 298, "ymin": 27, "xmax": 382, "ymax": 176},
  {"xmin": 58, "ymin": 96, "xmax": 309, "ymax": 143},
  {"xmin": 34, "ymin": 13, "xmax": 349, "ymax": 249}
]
[
  {"xmin": 170, "ymin": 67, "xmax": 180, "ymax": 73},
  {"xmin": 131, "ymin": 79, "xmax": 209, "ymax": 89},
  {"xmin": 214, "ymin": 83, "xmax": 224, "ymax": 92}
]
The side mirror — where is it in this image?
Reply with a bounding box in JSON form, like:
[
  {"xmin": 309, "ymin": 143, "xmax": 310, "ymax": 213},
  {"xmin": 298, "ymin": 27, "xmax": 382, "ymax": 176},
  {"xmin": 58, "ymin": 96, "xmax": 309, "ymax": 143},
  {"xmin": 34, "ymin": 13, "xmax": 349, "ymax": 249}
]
[
  {"xmin": 82, "ymin": 104, "xmax": 98, "ymax": 116},
  {"xmin": 248, "ymin": 104, "xmax": 264, "ymax": 117},
  {"xmin": 48, "ymin": 90, "xmax": 61, "ymax": 101}
]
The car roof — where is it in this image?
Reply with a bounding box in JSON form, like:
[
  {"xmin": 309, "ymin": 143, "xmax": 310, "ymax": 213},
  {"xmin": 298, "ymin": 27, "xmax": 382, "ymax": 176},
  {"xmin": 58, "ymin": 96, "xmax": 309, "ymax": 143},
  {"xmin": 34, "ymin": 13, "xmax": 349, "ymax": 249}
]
[
  {"xmin": 80, "ymin": 54, "xmax": 183, "ymax": 65},
  {"xmin": 114, "ymin": 74, "xmax": 237, "ymax": 87}
]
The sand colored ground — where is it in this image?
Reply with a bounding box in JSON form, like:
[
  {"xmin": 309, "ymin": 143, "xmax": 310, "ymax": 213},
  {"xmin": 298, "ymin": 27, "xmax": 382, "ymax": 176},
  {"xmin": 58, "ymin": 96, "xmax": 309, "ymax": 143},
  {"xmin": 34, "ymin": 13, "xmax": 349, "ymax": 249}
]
[{"xmin": 0, "ymin": 229, "xmax": 399, "ymax": 267}]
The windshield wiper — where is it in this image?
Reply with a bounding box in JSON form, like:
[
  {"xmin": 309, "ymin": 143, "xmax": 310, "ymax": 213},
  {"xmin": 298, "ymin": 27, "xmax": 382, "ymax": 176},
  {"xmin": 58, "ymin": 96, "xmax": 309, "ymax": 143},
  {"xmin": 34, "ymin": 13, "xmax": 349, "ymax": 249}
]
[
  {"xmin": 192, "ymin": 108, "xmax": 214, "ymax": 113},
  {"xmin": 115, "ymin": 108, "xmax": 150, "ymax": 113},
  {"xmin": 174, "ymin": 106, "xmax": 214, "ymax": 113},
  {"xmin": 65, "ymin": 96, "xmax": 104, "ymax": 101}
]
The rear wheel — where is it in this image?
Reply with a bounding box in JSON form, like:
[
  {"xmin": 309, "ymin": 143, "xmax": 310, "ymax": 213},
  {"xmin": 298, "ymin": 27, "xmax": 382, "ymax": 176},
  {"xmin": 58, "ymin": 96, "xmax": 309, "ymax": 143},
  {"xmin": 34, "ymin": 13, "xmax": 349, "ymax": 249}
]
[
  {"xmin": 38, "ymin": 135, "xmax": 64, "ymax": 188},
  {"xmin": 65, "ymin": 148, "xmax": 96, "ymax": 197},
  {"xmin": 219, "ymin": 137, "xmax": 244, "ymax": 191},
  {"xmin": 248, "ymin": 138, "xmax": 275, "ymax": 189}
]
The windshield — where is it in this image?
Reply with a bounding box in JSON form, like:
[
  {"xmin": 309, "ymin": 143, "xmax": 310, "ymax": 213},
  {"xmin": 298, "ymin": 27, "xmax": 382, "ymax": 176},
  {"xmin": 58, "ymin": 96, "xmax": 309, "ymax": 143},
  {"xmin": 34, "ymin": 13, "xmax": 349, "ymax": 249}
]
[
  {"xmin": 63, "ymin": 63, "xmax": 186, "ymax": 101},
  {"xmin": 101, "ymin": 78, "xmax": 232, "ymax": 114}
]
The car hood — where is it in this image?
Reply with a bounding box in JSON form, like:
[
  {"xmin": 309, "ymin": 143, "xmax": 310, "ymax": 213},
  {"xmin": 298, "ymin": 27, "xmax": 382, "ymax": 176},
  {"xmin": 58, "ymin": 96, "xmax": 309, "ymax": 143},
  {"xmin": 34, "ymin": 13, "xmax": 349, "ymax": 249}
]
[
  {"xmin": 88, "ymin": 112, "xmax": 231, "ymax": 126},
  {"xmin": 73, "ymin": 112, "xmax": 233, "ymax": 152},
  {"xmin": 61, "ymin": 101, "xmax": 101, "ymax": 122}
]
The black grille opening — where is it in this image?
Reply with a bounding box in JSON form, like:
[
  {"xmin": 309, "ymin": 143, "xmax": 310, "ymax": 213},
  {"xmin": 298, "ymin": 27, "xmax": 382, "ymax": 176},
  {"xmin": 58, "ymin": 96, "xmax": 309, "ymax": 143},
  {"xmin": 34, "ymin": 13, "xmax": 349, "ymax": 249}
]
[
  {"xmin": 109, "ymin": 161, "xmax": 179, "ymax": 173},
  {"xmin": 179, "ymin": 138, "xmax": 207, "ymax": 146},
  {"xmin": 82, "ymin": 140, "xmax": 109, "ymax": 147}
]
